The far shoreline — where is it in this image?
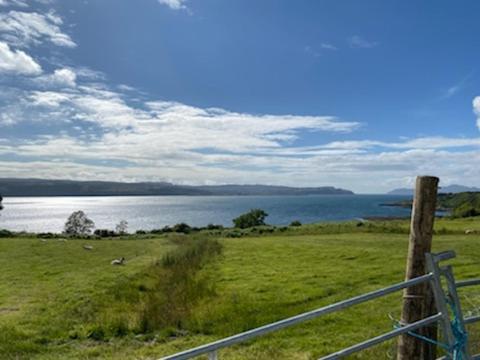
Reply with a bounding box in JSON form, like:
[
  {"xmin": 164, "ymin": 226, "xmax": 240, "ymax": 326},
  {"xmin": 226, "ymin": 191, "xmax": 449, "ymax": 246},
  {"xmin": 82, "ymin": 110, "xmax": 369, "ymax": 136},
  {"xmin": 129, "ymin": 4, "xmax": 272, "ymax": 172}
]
[{"xmin": 1, "ymin": 193, "xmax": 406, "ymax": 198}]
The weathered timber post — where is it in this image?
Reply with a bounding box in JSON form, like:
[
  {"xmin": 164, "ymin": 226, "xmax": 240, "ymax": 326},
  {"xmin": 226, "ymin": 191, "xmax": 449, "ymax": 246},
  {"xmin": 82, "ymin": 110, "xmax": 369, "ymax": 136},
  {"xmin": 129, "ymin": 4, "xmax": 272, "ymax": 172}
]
[{"xmin": 397, "ymin": 176, "xmax": 439, "ymax": 360}]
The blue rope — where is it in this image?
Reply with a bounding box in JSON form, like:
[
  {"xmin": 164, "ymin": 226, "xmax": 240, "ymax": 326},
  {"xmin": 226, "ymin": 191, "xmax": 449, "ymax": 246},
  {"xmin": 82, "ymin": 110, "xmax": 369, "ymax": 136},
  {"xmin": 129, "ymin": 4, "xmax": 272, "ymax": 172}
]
[
  {"xmin": 404, "ymin": 329, "xmax": 450, "ymax": 351},
  {"xmin": 446, "ymin": 297, "xmax": 468, "ymax": 360},
  {"xmin": 393, "ymin": 320, "xmax": 451, "ymax": 351},
  {"xmin": 393, "ymin": 296, "xmax": 468, "ymax": 360}
]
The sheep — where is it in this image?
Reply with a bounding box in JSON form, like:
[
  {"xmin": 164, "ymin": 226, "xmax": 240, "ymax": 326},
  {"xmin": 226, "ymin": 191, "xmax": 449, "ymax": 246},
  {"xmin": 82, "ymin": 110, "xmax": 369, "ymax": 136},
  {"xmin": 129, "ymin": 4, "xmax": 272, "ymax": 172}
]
[
  {"xmin": 111, "ymin": 257, "xmax": 125, "ymax": 265},
  {"xmin": 83, "ymin": 245, "xmax": 94, "ymax": 250},
  {"xmin": 465, "ymin": 229, "xmax": 476, "ymax": 235}
]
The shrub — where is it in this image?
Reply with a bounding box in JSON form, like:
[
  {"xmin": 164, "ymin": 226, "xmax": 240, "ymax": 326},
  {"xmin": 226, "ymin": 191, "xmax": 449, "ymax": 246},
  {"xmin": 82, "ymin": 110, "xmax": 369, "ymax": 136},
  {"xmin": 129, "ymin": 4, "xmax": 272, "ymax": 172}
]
[
  {"xmin": 37, "ymin": 232, "xmax": 57, "ymax": 239},
  {"xmin": 136, "ymin": 230, "xmax": 146, "ymax": 235},
  {"xmin": 151, "ymin": 226, "xmax": 173, "ymax": 234},
  {"xmin": 206, "ymin": 224, "xmax": 224, "ymax": 230},
  {"xmin": 233, "ymin": 209, "xmax": 268, "ymax": 229},
  {"xmin": 171, "ymin": 223, "xmax": 192, "ymax": 234},
  {"xmin": 452, "ymin": 203, "xmax": 480, "ymax": 218},
  {"xmin": 64, "ymin": 211, "xmax": 95, "ymax": 236},
  {"xmin": 94, "ymin": 229, "xmax": 117, "ymax": 238},
  {"xmin": 290, "ymin": 220, "xmax": 302, "ymax": 227},
  {"xmin": 225, "ymin": 230, "xmax": 243, "ymax": 238},
  {"xmin": 150, "ymin": 228, "xmax": 164, "ymax": 234},
  {"xmin": 0, "ymin": 229, "xmax": 12, "ymax": 238}
]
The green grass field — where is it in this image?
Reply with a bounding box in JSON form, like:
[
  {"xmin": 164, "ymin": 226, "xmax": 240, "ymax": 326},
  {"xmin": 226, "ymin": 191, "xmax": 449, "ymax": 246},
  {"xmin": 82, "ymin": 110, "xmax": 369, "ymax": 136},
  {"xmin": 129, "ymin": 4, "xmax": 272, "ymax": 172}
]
[{"xmin": 1, "ymin": 218, "xmax": 480, "ymax": 359}]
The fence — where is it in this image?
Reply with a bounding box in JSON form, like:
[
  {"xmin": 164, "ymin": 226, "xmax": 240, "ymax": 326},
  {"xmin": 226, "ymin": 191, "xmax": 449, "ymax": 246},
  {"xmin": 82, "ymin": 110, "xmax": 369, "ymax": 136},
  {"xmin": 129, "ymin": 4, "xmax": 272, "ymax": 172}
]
[{"xmin": 160, "ymin": 250, "xmax": 480, "ymax": 360}]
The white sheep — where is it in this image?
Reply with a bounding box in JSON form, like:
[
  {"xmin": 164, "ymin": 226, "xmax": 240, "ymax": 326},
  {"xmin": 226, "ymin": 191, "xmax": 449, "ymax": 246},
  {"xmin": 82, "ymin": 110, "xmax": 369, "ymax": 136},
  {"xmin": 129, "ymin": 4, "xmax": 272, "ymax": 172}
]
[{"xmin": 111, "ymin": 257, "xmax": 125, "ymax": 265}]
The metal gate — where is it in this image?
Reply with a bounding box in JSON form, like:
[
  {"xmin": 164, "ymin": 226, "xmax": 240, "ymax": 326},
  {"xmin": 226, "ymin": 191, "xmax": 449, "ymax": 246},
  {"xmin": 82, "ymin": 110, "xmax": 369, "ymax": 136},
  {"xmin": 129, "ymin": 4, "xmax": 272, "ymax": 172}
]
[{"xmin": 160, "ymin": 250, "xmax": 480, "ymax": 360}]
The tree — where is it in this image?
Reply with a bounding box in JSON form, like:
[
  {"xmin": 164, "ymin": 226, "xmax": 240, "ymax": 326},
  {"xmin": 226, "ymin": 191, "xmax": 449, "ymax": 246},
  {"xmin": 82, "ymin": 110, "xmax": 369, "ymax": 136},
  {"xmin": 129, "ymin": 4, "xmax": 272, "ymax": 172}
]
[
  {"xmin": 452, "ymin": 203, "xmax": 480, "ymax": 218},
  {"xmin": 233, "ymin": 209, "xmax": 268, "ymax": 229},
  {"xmin": 115, "ymin": 220, "xmax": 128, "ymax": 234},
  {"xmin": 0, "ymin": 195, "xmax": 3, "ymax": 212},
  {"xmin": 64, "ymin": 210, "xmax": 95, "ymax": 236}
]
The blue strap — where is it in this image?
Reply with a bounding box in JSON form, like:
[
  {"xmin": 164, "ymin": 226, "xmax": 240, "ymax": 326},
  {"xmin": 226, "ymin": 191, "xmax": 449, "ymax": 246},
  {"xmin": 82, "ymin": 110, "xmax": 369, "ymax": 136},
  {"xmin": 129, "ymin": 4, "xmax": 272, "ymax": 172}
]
[
  {"xmin": 405, "ymin": 329, "xmax": 451, "ymax": 351},
  {"xmin": 393, "ymin": 320, "xmax": 451, "ymax": 351},
  {"xmin": 446, "ymin": 297, "xmax": 468, "ymax": 360},
  {"xmin": 393, "ymin": 297, "xmax": 468, "ymax": 360}
]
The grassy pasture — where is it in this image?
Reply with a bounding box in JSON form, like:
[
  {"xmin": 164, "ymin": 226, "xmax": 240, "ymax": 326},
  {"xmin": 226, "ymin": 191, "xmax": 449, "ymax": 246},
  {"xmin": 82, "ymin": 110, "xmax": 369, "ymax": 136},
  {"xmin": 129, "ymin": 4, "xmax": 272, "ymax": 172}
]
[{"xmin": 0, "ymin": 217, "xmax": 479, "ymax": 359}]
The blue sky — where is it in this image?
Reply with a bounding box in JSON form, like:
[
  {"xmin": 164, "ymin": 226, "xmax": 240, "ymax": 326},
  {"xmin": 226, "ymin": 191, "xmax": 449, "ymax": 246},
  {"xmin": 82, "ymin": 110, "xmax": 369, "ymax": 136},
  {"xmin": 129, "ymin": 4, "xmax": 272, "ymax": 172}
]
[{"xmin": 0, "ymin": 0, "xmax": 479, "ymax": 193}]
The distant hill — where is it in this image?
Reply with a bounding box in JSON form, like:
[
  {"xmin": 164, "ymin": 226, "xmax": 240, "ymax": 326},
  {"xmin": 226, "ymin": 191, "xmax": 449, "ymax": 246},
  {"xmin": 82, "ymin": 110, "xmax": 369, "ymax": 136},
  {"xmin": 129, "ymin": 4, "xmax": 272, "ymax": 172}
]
[
  {"xmin": 0, "ymin": 178, "xmax": 354, "ymax": 197},
  {"xmin": 387, "ymin": 188, "xmax": 413, "ymax": 196},
  {"xmin": 195, "ymin": 184, "xmax": 353, "ymax": 196},
  {"xmin": 388, "ymin": 184, "xmax": 480, "ymax": 195}
]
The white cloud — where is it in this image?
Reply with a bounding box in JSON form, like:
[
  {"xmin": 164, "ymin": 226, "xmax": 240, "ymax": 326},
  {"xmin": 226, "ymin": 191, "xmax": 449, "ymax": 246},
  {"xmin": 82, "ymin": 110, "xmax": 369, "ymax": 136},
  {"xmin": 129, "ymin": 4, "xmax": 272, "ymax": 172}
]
[
  {"xmin": 29, "ymin": 91, "xmax": 69, "ymax": 107},
  {"xmin": 473, "ymin": 96, "xmax": 480, "ymax": 131},
  {"xmin": 320, "ymin": 137, "xmax": 480, "ymax": 151},
  {"xmin": 158, "ymin": 0, "xmax": 187, "ymax": 10},
  {"xmin": 12, "ymin": 85, "xmax": 359, "ymax": 147},
  {"xmin": 0, "ymin": 10, "xmax": 76, "ymax": 48},
  {"xmin": 305, "ymin": 43, "xmax": 338, "ymax": 58},
  {"xmin": 348, "ymin": 35, "xmax": 378, "ymax": 49},
  {"xmin": 0, "ymin": 112, "xmax": 15, "ymax": 125},
  {"xmin": 51, "ymin": 68, "xmax": 76, "ymax": 87},
  {"xmin": 73, "ymin": 67, "xmax": 105, "ymax": 81},
  {"xmin": 36, "ymin": 68, "xmax": 77, "ymax": 87},
  {"xmin": 320, "ymin": 43, "xmax": 337, "ymax": 51},
  {"xmin": 0, "ymin": 41, "xmax": 42, "ymax": 75},
  {"xmin": 0, "ymin": 0, "xmax": 28, "ymax": 7},
  {"xmin": 0, "ymin": 0, "xmax": 53, "ymax": 6},
  {"xmin": 445, "ymin": 84, "xmax": 461, "ymax": 98},
  {"xmin": 441, "ymin": 74, "xmax": 471, "ymax": 100}
]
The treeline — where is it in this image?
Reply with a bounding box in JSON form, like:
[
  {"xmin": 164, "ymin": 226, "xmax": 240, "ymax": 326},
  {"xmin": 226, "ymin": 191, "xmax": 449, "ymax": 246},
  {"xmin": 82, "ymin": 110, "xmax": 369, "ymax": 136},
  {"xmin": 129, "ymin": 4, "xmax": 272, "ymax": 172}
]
[
  {"xmin": 385, "ymin": 191, "xmax": 480, "ymax": 219},
  {"xmin": 0, "ymin": 208, "xmax": 302, "ymax": 239},
  {"xmin": 438, "ymin": 192, "xmax": 480, "ymax": 218}
]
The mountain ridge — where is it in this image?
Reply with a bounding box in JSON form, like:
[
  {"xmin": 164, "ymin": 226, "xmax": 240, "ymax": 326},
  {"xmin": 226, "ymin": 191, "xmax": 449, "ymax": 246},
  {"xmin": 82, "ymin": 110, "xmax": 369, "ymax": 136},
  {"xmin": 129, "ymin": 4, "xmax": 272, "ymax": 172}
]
[{"xmin": 0, "ymin": 178, "xmax": 354, "ymax": 197}]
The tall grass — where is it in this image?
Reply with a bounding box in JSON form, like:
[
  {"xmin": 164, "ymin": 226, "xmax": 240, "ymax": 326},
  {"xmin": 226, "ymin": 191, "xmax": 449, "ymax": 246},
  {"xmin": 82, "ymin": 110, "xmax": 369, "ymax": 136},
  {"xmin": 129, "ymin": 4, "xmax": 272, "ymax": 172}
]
[{"xmin": 139, "ymin": 236, "xmax": 223, "ymax": 333}]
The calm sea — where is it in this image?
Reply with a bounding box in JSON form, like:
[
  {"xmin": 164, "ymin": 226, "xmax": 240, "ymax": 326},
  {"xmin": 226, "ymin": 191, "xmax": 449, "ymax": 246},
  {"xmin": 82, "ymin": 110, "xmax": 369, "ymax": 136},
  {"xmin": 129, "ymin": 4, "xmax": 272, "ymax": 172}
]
[{"xmin": 0, "ymin": 194, "xmax": 411, "ymax": 233}]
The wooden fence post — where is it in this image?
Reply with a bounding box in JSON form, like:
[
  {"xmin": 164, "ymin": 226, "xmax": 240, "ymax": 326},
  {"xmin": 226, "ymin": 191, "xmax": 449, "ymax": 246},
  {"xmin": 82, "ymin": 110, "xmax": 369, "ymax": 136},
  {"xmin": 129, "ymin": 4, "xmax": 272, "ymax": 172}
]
[{"xmin": 397, "ymin": 176, "xmax": 439, "ymax": 360}]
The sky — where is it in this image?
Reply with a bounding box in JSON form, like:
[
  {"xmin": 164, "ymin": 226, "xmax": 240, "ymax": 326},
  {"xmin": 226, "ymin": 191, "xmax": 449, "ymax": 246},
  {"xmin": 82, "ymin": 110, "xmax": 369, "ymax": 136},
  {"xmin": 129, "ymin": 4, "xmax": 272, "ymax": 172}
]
[{"xmin": 0, "ymin": 0, "xmax": 479, "ymax": 193}]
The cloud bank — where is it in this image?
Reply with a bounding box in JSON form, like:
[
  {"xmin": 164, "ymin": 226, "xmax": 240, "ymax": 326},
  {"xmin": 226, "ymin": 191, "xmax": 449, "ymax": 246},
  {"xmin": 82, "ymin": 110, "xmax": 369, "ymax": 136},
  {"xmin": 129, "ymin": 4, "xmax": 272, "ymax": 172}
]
[{"xmin": 0, "ymin": 10, "xmax": 76, "ymax": 48}]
